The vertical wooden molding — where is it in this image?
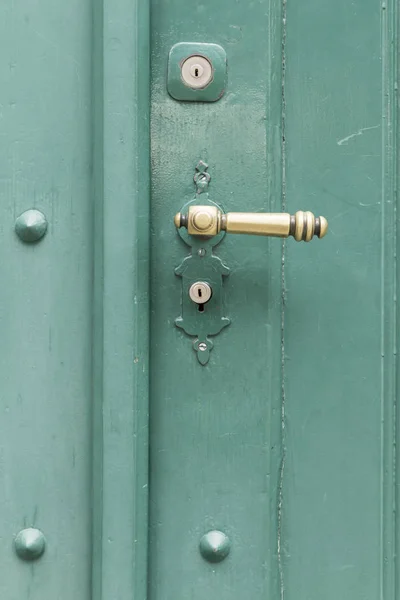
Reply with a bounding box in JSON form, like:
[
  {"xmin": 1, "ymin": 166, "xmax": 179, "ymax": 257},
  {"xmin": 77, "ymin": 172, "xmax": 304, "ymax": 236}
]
[
  {"xmin": 91, "ymin": 0, "xmax": 150, "ymax": 598},
  {"xmin": 381, "ymin": 1, "xmax": 398, "ymax": 598},
  {"xmin": 266, "ymin": 0, "xmax": 286, "ymax": 597}
]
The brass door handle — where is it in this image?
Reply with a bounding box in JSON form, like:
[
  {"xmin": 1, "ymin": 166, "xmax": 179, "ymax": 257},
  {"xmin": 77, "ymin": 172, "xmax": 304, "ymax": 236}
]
[{"xmin": 174, "ymin": 205, "xmax": 328, "ymax": 242}]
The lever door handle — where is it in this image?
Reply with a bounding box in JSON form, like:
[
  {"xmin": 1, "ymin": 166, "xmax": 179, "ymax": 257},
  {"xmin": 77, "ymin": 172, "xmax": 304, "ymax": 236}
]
[{"xmin": 174, "ymin": 206, "xmax": 328, "ymax": 242}]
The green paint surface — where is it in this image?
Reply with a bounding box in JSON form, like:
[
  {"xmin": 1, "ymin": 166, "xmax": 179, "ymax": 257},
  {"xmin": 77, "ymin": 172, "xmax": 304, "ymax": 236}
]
[
  {"xmin": 0, "ymin": 0, "xmax": 398, "ymax": 598},
  {"xmin": 150, "ymin": 1, "xmax": 283, "ymax": 598},
  {"xmin": 282, "ymin": 1, "xmax": 397, "ymax": 598},
  {"xmin": 0, "ymin": 0, "xmax": 93, "ymax": 597}
]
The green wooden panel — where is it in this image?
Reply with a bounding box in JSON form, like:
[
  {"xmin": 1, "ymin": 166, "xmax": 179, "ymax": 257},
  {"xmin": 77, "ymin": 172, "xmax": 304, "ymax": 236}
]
[
  {"xmin": 0, "ymin": 1, "xmax": 150, "ymax": 599},
  {"xmin": 149, "ymin": 1, "xmax": 283, "ymax": 598},
  {"xmin": 282, "ymin": 0, "xmax": 398, "ymax": 598},
  {"xmin": 0, "ymin": 1, "xmax": 92, "ymax": 598},
  {"xmin": 91, "ymin": 0, "xmax": 150, "ymax": 598},
  {"xmin": 149, "ymin": 2, "xmax": 399, "ymax": 600},
  {"xmin": 1, "ymin": 0, "xmax": 398, "ymax": 598}
]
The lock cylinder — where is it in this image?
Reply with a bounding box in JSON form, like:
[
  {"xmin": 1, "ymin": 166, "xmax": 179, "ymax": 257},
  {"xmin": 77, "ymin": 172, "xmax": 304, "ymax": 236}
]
[{"xmin": 189, "ymin": 282, "xmax": 213, "ymax": 305}]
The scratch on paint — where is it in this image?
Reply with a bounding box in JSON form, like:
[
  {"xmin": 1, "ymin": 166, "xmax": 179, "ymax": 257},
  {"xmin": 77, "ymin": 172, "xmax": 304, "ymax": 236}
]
[{"xmin": 337, "ymin": 124, "xmax": 380, "ymax": 146}]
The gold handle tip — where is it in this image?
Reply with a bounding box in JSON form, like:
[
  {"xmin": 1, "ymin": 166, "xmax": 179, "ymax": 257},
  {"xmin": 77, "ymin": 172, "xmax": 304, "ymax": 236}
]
[
  {"xmin": 174, "ymin": 212, "xmax": 182, "ymax": 229},
  {"xmin": 291, "ymin": 211, "xmax": 328, "ymax": 242},
  {"xmin": 319, "ymin": 216, "xmax": 328, "ymax": 239}
]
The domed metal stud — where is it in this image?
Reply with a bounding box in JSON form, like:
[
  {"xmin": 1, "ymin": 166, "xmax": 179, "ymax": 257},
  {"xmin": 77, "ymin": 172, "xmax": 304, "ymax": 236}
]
[
  {"xmin": 15, "ymin": 209, "xmax": 48, "ymax": 243},
  {"xmin": 199, "ymin": 530, "xmax": 230, "ymax": 563},
  {"xmin": 15, "ymin": 528, "xmax": 46, "ymax": 561}
]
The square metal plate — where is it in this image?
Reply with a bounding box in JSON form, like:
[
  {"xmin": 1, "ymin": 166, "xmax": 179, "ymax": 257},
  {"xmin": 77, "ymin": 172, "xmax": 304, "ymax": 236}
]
[{"xmin": 167, "ymin": 42, "xmax": 227, "ymax": 102}]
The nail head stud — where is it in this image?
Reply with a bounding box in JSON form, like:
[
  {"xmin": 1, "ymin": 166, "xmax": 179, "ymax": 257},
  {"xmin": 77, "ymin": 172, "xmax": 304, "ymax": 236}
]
[
  {"xmin": 199, "ymin": 530, "xmax": 230, "ymax": 563},
  {"xmin": 15, "ymin": 528, "xmax": 46, "ymax": 561},
  {"xmin": 15, "ymin": 209, "xmax": 48, "ymax": 243}
]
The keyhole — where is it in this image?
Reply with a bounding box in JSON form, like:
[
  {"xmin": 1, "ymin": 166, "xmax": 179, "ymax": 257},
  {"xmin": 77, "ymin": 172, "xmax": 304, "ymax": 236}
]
[
  {"xmin": 194, "ymin": 67, "xmax": 199, "ymax": 77},
  {"xmin": 197, "ymin": 289, "xmax": 205, "ymax": 312}
]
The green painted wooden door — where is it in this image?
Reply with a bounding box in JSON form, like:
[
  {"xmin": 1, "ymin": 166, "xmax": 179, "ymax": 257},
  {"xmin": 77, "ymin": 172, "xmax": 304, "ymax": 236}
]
[{"xmin": 1, "ymin": 0, "xmax": 398, "ymax": 598}]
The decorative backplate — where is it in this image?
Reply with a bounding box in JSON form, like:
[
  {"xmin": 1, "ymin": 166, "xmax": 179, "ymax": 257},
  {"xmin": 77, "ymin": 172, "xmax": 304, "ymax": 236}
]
[{"xmin": 175, "ymin": 162, "xmax": 230, "ymax": 365}]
